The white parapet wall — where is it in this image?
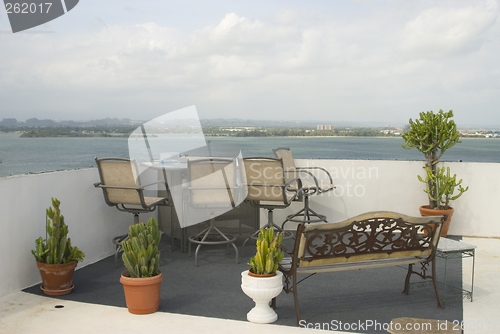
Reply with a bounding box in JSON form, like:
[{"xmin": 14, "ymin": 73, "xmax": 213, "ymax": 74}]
[
  {"xmin": 0, "ymin": 159, "xmax": 499, "ymax": 298},
  {"xmin": 271, "ymin": 159, "xmax": 500, "ymax": 238},
  {"xmin": 0, "ymin": 168, "xmax": 157, "ymax": 299}
]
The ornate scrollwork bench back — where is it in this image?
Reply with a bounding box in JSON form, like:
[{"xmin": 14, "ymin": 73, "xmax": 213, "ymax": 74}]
[{"xmin": 278, "ymin": 211, "xmax": 447, "ymax": 325}]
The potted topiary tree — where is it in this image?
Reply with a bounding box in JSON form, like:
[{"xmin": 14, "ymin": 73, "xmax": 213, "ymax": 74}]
[
  {"xmin": 32, "ymin": 197, "xmax": 85, "ymax": 296},
  {"xmin": 402, "ymin": 109, "xmax": 468, "ymax": 236},
  {"xmin": 241, "ymin": 227, "xmax": 284, "ymax": 324},
  {"xmin": 120, "ymin": 217, "xmax": 163, "ymax": 314}
]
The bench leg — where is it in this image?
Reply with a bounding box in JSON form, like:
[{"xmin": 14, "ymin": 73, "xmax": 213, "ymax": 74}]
[
  {"xmin": 282, "ymin": 270, "xmax": 302, "ymax": 326},
  {"xmin": 431, "ymin": 257, "xmax": 444, "ymax": 309},
  {"xmin": 403, "ymin": 263, "xmax": 413, "ymax": 295},
  {"xmin": 402, "ymin": 261, "xmax": 444, "ymax": 309},
  {"xmin": 292, "ymin": 274, "xmax": 301, "ymax": 326}
]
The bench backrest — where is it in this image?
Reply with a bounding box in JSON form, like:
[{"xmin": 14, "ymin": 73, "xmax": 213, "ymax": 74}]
[{"xmin": 295, "ymin": 211, "xmax": 446, "ymax": 267}]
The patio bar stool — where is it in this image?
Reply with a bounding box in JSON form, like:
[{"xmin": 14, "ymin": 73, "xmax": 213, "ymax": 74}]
[
  {"xmin": 241, "ymin": 157, "xmax": 301, "ymax": 255},
  {"xmin": 186, "ymin": 158, "xmax": 241, "ymax": 266},
  {"xmin": 94, "ymin": 157, "xmax": 168, "ymax": 266},
  {"xmin": 273, "ymin": 147, "xmax": 335, "ymax": 228}
]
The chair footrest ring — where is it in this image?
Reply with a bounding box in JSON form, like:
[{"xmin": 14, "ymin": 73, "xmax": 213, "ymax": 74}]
[
  {"xmin": 188, "ymin": 233, "xmax": 237, "ymax": 245},
  {"xmin": 285, "ymin": 213, "xmax": 327, "ymax": 224}
]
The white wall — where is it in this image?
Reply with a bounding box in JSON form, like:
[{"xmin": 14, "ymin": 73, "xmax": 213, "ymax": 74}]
[
  {"xmin": 271, "ymin": 159, "xmax": 500, "ymax": 238},
  {"xmin": 1, "ymin": 159, "xmax": 498, "ymax": 298},
  {"xmin": 0, "ymin": 168, "xmax": 156, "ymax": 298}
]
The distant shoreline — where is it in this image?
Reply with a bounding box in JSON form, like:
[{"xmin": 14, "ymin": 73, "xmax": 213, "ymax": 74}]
[{"xmin": 3, "ymin": 133, "xmax": 496, "ymax": 140}]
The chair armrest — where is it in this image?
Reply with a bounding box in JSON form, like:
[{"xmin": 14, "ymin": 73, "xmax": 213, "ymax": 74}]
[
  {"xmin": 295, "ymin": 166, "xmax": 334, "ymax": 185},
  {"xmin": 244, "ymin": 179, "xmax": 301, "ymax": 205},
  {"xmin": 139, "ymin": 180, "xmax": 167, "ymax": 189},
  {"xmin": 284, "ymin": 177, "xmax": 302, "ymax": 204},
  {"xmin": 94, "ymin": 184, "xmax": 141, "ymax": 191},
  {"xmin": 296, "ymin": 167, "xmax": 333, "ymax": 190},
  {"xmin": 290, "ymin": 169, "xmax": 320, "ymax": 194}
]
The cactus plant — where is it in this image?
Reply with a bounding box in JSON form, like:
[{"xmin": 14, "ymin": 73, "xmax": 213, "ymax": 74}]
[
  {"xmin": 418, "ymin": 166, "xmax": 468, "ymax": 210},
  {"xmin": 402, "ymin": 110, "xmax": 467, "ymax": 209},
  {"xmin": 122, "ymin": 217, "xmax": 161, "ymax": 278},
  {"xmin": 248, "ymin": 227, "xmax": 284, "ymax": 276},
  {"xmin": 31, "ymin": 197, "xmax": 85, "ymax": 264}
]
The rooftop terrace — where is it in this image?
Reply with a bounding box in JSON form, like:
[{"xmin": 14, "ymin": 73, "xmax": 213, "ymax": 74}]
[{"xmin": 1, "ymin": 159, "xmax": 499, "ymax": 333}]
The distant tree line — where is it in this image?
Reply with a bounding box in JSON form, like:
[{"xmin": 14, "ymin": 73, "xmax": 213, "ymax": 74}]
[
  {"xmin": 204, "ymin": 127, "xmax": 392, "ymax": 137},
  {"xmin": 18, "ymin": 126, "xmax": 134, "ymax": 137}
]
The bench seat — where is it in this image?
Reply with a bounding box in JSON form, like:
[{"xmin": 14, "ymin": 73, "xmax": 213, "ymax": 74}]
[{"xmin": 281, "ymin": 255, "xmax": 429, "ymax": 274}]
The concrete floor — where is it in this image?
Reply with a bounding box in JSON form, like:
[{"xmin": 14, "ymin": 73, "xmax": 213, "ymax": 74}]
[
  {"xmin": 461, "ymin": 237, "xmax": 500, "ymax": 334},
  {"xmin": 1, "ymin": 236, "xmax": 498, "ymax": 334}
]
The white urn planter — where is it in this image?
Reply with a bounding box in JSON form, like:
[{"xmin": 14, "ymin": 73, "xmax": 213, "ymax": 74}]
[{"xmin": 241, "ymin": 270, "xmax": 283, "ymax": 324}]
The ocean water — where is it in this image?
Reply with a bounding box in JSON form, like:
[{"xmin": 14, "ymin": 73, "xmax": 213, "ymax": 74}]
[{"xmin": 1, "ymin": 133, "xmax": 499, "ymax": 178}]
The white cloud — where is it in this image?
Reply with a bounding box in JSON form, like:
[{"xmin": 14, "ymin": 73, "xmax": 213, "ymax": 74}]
[
  {"xmin": 1, "ymin": 1, "xmax": 500, "ymax": 126},
  {"xmin": 401, "ymin": 1, "xmax": 499, "ymax": 58}
]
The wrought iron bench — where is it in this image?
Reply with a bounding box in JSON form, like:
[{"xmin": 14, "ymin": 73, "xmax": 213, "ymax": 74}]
[{"xmin": 277, "ymin": 211, "xmax": 447, "ymax": 325}]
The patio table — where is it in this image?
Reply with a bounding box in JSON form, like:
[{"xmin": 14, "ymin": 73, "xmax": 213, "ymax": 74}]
[
  {"xmin": 436, "ymin": 237, "xmax": 476, "ymax": 305},
  {"xmin": 409, "ymin": 237, "xmax": 476, "ymax": 305}
]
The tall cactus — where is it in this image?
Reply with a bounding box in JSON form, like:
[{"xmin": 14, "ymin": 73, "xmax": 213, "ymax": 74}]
[
  {"xmin": 402, "ymin": 110, "xmax": 463, "ymax": 209},
  {"xmin": 31, "ymin": 198, "xmax": 85, "ymax": 264},
  {"xmin": 418, "ymin": 166, "xmax": 468, "ymax": 210},
  {"xmin": 248, "ymin": 227, "xmax": 284, "ymax": 275},
  {"xmin": 122, "ymin": 218, "xmax": 161, "ymax": 278}
]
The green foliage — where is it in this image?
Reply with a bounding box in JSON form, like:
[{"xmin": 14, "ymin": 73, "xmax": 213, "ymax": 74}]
[
  {"xmin": 402, "ymin": 110, "xmax": 467, "ymax": 209},
  {"xmin": 122, "ymin": 218, "xmax": 161, "ymax": 278},
  {"xmin": 418, "ymin": 166, "xmax": 469, "ymax": 210},
  {"xmin": 31, "ymin": 198, "xmax": 85, "ymax": 264},
  {"xmin": 402, "ymin": 110, "xmax": 461, "ymax": 161},
  {"xmin": 248, "ymin": 227, "xmax": 284, "ymax": 275}
]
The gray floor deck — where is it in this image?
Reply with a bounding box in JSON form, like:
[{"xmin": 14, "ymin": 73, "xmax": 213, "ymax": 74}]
[{"xmin": 22, "ymin": 233, "xmax": 464, "ymax": 333}]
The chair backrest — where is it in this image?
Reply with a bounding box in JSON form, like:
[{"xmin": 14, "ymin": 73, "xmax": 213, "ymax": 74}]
[
  {"xmin": 272, "ymin": 147, "xmax": 296, "ymax": 181},
  {"xmin": 243, "ymin": 157, "xmax": 288, "ymax": 203},
  {"xmin": 95, "ymin": 158, "xmax": 142, "ymax": 206},
  {"xmin": 188, "ymin": 158, "xmax": 237, "ymax": 207}
]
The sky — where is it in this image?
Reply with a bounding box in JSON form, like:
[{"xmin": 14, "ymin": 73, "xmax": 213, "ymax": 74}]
[{"xmin": 1, "ymin": 0, "xmax": 499, "ymax": 127}]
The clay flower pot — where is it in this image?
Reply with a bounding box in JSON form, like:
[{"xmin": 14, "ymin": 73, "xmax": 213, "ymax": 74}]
[
  {"xmin": 241, "ymin": 270, "xmax": 283, "ymax": 323},
  {"xmin": 419, "ymin": 205, "xmax": 454, "ymax": 237},
  {"xmin": 120, "ymin": 270, "xmax": 163, "ymax": 314},
  {"xmin": 36, "ymin": 261, "xmax": 77, "ymax": 296}
]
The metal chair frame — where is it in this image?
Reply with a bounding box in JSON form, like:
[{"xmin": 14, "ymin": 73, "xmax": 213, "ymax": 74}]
[
  {"xmin": 94, "ymin": 157, "xmax": 168, "ymax": 266},
  {"xmin": 272, "ymin": 147, "xmax": 335, "ymax": 227},
  {"xmin": 186, "ymin": 157, "xmax": 242, "ymax": 266},
  {"xmin": 241, "ymin": 157, "xmax": 302, "ymax": 255}
]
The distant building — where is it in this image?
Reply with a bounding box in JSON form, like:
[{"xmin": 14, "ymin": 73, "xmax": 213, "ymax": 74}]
[
  {"xmin": 219, "ymin": 127, "xmax": 257, "ymax": 132},
  {"xmin": 317, "ymin": 125, "xmax": 332, "ymax": 130}
]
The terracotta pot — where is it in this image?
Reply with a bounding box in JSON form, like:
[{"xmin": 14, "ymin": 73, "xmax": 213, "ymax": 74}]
[
  {"xmin": 36, "ymin": 261, "xmax": 77, "ymax": 296},
  {"xmin": 419, "ymin": 205, "xmax": 455, "ymax": 237},
  {"xmin": 248, "ymin": 269, "xmax": 277, "ymax": 278},
  {"xmin": 120, "ymin": 270, "xmax": 163, "ymax": 314}
]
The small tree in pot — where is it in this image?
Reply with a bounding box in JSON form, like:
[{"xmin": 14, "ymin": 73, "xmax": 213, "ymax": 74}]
[
  {"xmin": 402, "ymin": 109, "xmax": 468, "ymax": 236},
  {"xmin": 32, "ymin": 197, "xmax": 85, "ymax": 295}
]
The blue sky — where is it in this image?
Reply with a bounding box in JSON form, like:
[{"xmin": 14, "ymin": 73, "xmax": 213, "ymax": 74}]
[{"xmin": 1, "ymin": 0, "xmax": 499, "ymax": 127}]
